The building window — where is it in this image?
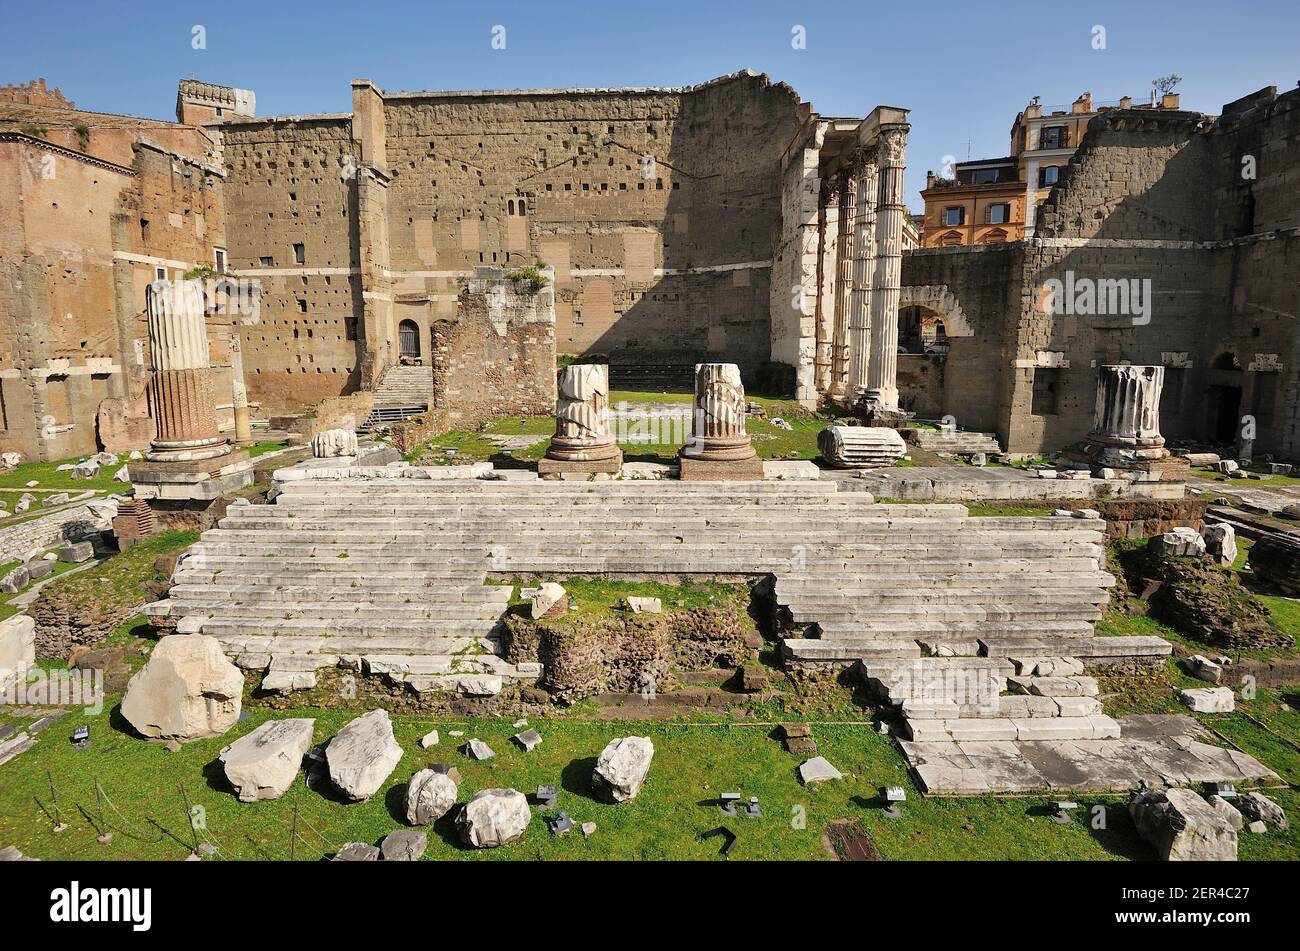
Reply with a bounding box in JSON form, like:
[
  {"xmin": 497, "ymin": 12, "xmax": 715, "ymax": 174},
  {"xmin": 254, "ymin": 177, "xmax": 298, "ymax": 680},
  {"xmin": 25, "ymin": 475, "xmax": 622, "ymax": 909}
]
[
  {"xmin": 140, "ymin": 218, "xmax": 150, "ymax": 241},
  {"xmin": 943, "ymin": 206, "xmax": 965, "ymax": 227},
  {"xmin": 969, "ymin": 168, "xmax": 1002, "ymax": 184},
  {"xmin": 1040, "ymin": 166, "xmax": 1061, "ymax": 187},
  {"xmin": 1032, "ymin": 368, "xmax": 1061, "ymax": 415},
  {"xmin": 988, "ymin": 203, "xmax": 1010, "ymax": 225},
  {"xmin": 214, "ymin": 248, "xmax": 226, "ymax": 274},
  {"xmin": 259, "ymin": 256, "xmax": 274, "ymax": 267},
  {"xmin": 293, "ymin": 243, "xmax": 305, "ymax": 265},
  {"xmin": 1040, "ymin": 125, "xmax": 1068, "ymax": 149}
]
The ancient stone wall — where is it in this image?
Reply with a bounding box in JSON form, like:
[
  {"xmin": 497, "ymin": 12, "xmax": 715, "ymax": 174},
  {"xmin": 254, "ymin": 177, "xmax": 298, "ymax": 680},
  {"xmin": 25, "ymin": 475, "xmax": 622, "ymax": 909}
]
[
  {"xmin": 380, "ymin": 71, "xmax": 801, "ymax": 378},
  {"xmin": 216, "ymin": 117, "xmax": 364, "ymax": 415},
  {"xmin": 429, "ymin": 279, "xmax": 556, "ymax": 427},
  {"xmin": 901, "ymin": 85, "xmax": 1300, "ymax": 457}
]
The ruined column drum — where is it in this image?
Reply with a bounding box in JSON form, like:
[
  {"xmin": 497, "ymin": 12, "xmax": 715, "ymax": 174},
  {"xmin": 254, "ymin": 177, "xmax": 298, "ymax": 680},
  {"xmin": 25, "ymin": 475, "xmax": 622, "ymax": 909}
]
[
  {"xmin": 1078, "ymin": 365, "xmax": 1185, "ymax": 480},
  {"xmin": 818, "ymin": 425, "xmax": 906, "ymax": 468},
  {"xmin": 145, "ymin": 279, "xmax": 231, "ymax": 463},
  {"xmin": 538, "ymin": 364, "xmax": 623, "ymax": 476},
  {"xmin": 679, "ymin": 363, "xmax": 764, "ymax": 480}
]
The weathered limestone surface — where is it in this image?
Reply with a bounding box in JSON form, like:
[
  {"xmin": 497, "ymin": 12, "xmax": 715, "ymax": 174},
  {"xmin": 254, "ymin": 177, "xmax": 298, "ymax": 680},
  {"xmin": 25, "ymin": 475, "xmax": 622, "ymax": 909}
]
[
  {"xmin": 326, "ymin": 709, "xmax": 403, "ymax": 801},
  {"xmin": 1180, "ymin": 687, "xmax": 1235, "ymax": 713},
  {"xmin": 456, "ymin": 788, "xmax": 531, "ymax": 847},
  {"xmin": 818, "ymin": 425, "xmax": 905, "ymax": 468},
  {"xmin": 120, "ymin": 634, "xmax": 243, "ymax": 741},
  {"xmin": 379, "ymin": 829, "xmax": 427, "ymax": 861},
  {"xmin": 0, "ymin": 615, "xmax": 35, "ymax": 688},
  {"xmin": 1237, "ymin": 791, "xmax": 1287, "ymax": 830},
  {"xmin": 593, "ymin": 736, "xmax": 655, "ymax": 802},
  {"xmin": 1129, "ymin": 787, "xmax": 1239, "ymax": 861},
  {"xmin": 311, "ymin": 429, "xmax": 358, "ymax": 459},
  {"xmin": 1202, "ymin": 523, "xmax": 1237, "ymax": 567},
  {"xmin": 219, "ymin": 718, "xmax": 315, "ymax": 802}
]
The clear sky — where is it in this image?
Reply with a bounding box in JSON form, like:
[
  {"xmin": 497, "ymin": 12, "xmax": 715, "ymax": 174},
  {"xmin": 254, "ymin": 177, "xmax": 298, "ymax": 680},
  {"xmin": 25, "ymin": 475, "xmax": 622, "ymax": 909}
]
[{"xmin": 3, "ymin": 0, "xmax": 1297, "ymax": 210}]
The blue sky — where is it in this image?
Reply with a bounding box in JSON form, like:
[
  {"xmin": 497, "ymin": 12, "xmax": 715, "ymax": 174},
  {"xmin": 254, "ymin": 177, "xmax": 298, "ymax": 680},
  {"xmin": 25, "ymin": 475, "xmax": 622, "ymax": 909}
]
[{"xmin": 3, "ymin": 0, "xmax": 1297, "ymax": 210}]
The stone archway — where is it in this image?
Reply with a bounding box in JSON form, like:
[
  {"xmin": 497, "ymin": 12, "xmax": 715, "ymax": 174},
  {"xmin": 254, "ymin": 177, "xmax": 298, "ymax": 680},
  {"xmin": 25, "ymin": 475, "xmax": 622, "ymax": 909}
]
[{"xmin": 898, "ymin": 284, "xmax": 974, "ymax": 338}]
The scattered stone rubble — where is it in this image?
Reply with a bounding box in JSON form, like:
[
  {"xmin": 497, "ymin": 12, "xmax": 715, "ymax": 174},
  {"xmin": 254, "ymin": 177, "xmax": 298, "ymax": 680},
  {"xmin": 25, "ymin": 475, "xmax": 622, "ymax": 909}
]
[
  {"xmin": 219, "ymin": 718, "xmax": 315, "ymax": 802},
  {"xmin": 457, "ymin": 788, "xmax": 531, "ymax": 847},
  {"xmin": 325, "ymin": 709, "xmax": 403, "ymax": 801},
  {"xmin": 120, "ymin": 634, "xmax": 244, "ymax": 741},
  {"xmin": 592, "ymin": 736, "xmax": 654, "ymax": 802},
  {"xmin": 1129, "ymin": 787, "xmax": 1240, "ymax": 861}
]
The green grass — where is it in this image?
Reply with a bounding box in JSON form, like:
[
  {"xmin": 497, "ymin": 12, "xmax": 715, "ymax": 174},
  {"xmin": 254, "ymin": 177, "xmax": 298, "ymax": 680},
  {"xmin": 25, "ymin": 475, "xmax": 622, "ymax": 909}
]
[
  {"xmin": 502, "ymin": 576, "xmax": 752, "ymax": 622},
  {"xmin": 0, "ymin": 457, "xmax": 123, "ymax": 492},
  {"xmin": 407, "ymin": 402, "xmax": 832, "ymax": 466},
  {"xmin": 14, "ymin": 700, "xmax": 1290, "ymax": 862},
  {"xmin": 242, "ymin": 440, "xmax": 292, "ymax": 459}
]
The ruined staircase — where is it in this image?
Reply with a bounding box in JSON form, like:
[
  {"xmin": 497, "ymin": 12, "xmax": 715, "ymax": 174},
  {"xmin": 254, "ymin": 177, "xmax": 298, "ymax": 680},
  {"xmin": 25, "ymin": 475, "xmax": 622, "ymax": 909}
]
[
  {"xmin": 149, "ymin": 477, "xmax": 1162, "ymax": 696},
  {"xmin": 909, "ymin": 428, "xmax": 1002, "ymax": 455},
  {"xmin": 360, "ymin": 364, "xmax": 433, "ymax": 431}
]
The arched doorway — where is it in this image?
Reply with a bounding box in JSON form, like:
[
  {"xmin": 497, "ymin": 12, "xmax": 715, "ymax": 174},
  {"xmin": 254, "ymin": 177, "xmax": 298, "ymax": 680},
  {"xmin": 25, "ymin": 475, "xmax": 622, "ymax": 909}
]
[{"xmin": 398, "ymin": 319, "xmax": 421, "ymax": 364}]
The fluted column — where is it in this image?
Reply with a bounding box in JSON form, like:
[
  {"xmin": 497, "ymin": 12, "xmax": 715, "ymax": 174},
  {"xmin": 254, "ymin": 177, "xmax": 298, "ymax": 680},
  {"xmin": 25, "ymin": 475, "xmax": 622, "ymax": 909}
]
[
  {"xmin": 545, "ymin": 364, "xmax": 620, "ymax": 462},
  {"xmin": 229, "ymin": 333, "xmax": 252, "ymax": 443},
  {"xmin": 145, "ymin": 279, "xmax": 230, "ymax": 463},
  {"xmin": 812, "ymin": 193, "xmax": 834, "ymax": 395},
  {"xmin": 863, "ymin": 124, "xmax": 908, "ymax": 410},
  {"xmin": 1089, "ymin": 365, "xmax": 1165, "ymax": 448},
  {"xmin": 828, "ymin": 171, "xmax": 856, "ymax": 402},
  {"xmin": 848, "ymin": 153, "xmax": 878, "ymax": 395},
  {"xmin": 682, "ymin": 363, "xmax": 756, "ymax": 462}
]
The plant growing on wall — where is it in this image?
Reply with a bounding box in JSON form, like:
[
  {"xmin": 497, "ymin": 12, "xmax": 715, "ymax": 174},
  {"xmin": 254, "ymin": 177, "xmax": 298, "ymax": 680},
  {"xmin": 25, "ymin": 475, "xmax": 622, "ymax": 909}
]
[{"xmin": 505, "ymin": 263, "xmax": 550, "ymax": 294}]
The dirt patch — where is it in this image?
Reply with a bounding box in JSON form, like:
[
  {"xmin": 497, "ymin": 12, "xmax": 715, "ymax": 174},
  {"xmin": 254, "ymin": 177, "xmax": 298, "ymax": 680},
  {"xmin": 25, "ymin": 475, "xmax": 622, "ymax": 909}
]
[{"xmin": 823, "ymin": 818, "xmax": 882, "ymax": 861}]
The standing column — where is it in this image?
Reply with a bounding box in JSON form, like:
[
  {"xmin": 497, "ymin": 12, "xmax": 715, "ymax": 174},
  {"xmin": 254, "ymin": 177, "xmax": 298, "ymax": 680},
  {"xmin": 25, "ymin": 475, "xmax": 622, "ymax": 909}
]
[
  {"xmin": 848, "ymin": 151, "xmax": 878, "ymax": 395},
  {"xmin": 812, "ymin": 191, "xmax": 834, "ymax": 395},
  {"xmin": 828, "ymin": 171, "xmax": 856, "ymax": 402},
  {"xmin": 145, "ymin": 279, "xmax": 230, "ymax": 463},
  {"xmin": 229, "ymin": 332, "xmax": 252, "ymax": 443},
  {"xmin": 1076, "ymin": 364, "xmax": 1185, "ymax": 479},
  {"xmin": 863, "ymin": 124, "xmax": 908, "ymax": 411},
  {"xmin": 538, "ymin": 363, "xmax": 623, "ymax": 476},
  {"xmin": 679, "ymin": 363, "xmax": 764, "ymax": 481}
]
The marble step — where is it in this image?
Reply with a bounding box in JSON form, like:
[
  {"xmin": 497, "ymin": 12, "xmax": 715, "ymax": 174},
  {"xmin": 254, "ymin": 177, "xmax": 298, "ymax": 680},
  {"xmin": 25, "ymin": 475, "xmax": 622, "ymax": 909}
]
[{"xmin": 901, "ymin": 714, "xmax": 1120, "ymax": 743}]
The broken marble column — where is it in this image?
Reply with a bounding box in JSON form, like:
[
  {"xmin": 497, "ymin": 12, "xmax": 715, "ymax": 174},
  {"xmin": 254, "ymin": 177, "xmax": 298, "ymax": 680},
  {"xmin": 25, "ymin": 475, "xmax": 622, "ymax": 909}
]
[
  {"xmin": 818, "ymin": 425, "xmax": 905, "ymax": 468},
  {"xmin": 1076, "ymin": 364, "xmax": 1186, "ymax": 481},
  {"xmin": 311, "ymin": 428, "xmax": 358, "ymax": 458},
  {"xmin": 144, "ymin": 278, "xmax": 231, "ymax": 463},
  {"xmin": 679, "ymin": 363, "xmax": 763, "ymax": 480},
  {"xmin": 538, "ymin": 363, "xmax": 623, "ymax": 476},
  {"xmin": 862, "ymin": 124, "xmax": 908, "ymax": 415},
  {"xmin": 229, "ymin": 333, "xmax": 253, "ymax": 443}
]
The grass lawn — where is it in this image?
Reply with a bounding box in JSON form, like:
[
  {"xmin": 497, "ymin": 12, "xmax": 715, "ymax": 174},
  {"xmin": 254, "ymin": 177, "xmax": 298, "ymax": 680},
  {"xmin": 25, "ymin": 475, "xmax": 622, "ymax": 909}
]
[
  {"xmin": 11, "ymin": 697, "xmax": 1297, "ymax": 862},
  {"xmin": 501, "ymin": 576, "xmax": 752, "ymax": 622},
  {"xmin": 241, "ymin": 440, "xmax": 292, "ymax": 459},
  {"xmin": 407, "ymin": 404, "xmax": 832, "ymax": 466},
  {"xmin": 0, "ymin": 457, "xmax": 123, "ymax": 492}
]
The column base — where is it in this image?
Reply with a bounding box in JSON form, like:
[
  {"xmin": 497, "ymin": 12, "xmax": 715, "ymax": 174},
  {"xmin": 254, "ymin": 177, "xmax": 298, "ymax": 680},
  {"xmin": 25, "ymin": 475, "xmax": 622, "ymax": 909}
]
[
  {"xmin": 678, "ymin": 452, "xmax": 766, "ymax": 482},
  {"xmin": 128, "ymin": 450, "xmax": 255, "ymax": 501},
  {"xmin": 537, "ymin": 449, "xmax": 624, "ymax": 478}
]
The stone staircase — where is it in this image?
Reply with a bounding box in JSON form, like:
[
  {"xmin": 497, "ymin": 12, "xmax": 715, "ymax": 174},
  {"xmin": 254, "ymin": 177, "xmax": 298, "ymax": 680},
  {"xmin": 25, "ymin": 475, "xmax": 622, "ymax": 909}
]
[
  {"xmin": 371, "ymin": 364, "xmax": 434, "ymax": 407},
  {"xmin": 909, "ymin": 428, "xmax": 1002, "ymax": 455},
  {"xmin": 866, "ymin": 655, "xmax": 1120, "ymax": 745},
  {"xmin": 148, "ymin": 477, "xmax": 1160, "ymax": 696}
]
